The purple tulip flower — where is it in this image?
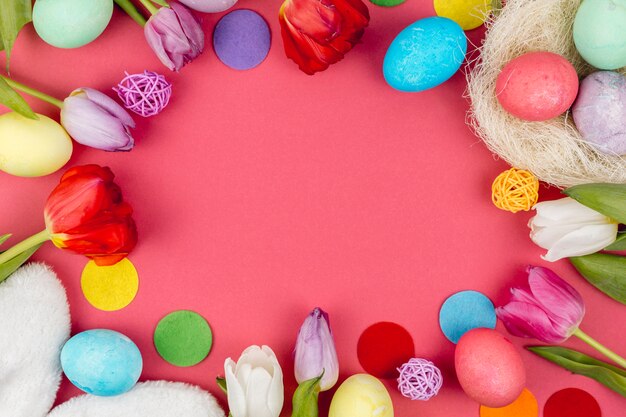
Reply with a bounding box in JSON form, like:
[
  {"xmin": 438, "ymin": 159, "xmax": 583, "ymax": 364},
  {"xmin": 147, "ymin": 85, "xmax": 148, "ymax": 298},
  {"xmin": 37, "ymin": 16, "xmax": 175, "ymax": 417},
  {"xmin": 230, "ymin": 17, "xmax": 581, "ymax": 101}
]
[
  {"xmin": 294, "ymin": 307, "xmax": 339, "ymax": 391},
  {"xmin": 60, "ymin": 88, "xmax": 135, "ymax": 151},
  {"xmin": 496, "ymin": 266, "xmax": 585, "ymax": 343},
  {"xmin": 144, "ymin": 2, "xmax": 205, "ymax": 71}
]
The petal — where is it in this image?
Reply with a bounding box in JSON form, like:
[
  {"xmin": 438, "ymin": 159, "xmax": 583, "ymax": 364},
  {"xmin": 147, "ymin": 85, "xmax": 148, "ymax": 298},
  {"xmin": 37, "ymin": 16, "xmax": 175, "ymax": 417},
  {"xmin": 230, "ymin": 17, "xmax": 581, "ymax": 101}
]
[
  {"xmin": 528, "ymin": 266, "xmax": 585, "ymax": 327},
  {"xmin": 532, "ymin": 197, "xmax": 610, "ymax": 227},
  {"xmin": 145, "ymin": 19, "xmax": 177, "ymax": 71},
  {"xmin": 496, "ymin": 302, "xmax": 567, "ymax": 343},
  {"xmin": 245, "ymin": 368, "xmax": 273, "ymax": 417},
  {"xmin": 237, "ymin": 345, "xmax": 274, "ymax": 376},
  {"xmin": 225, "ymin": 358, "xmax": 247, "ymax": 417},
  {"xmin": 79, "ymin": 88, "xmax": 136, "ymax": 128},
  {"xmin": 263, "ymin": 347, "xmax": 284, "ymax": 416},
  {"xmin": 543, "ymin": 223, "xmax": 618, "ymax": 261},
  {"xmin": 530, "ymin": 223, "xmax": 586, "ymax": 249},
  {"xmin": 171, "ymin": 2, "xmax": 205, "ymax": 55}
]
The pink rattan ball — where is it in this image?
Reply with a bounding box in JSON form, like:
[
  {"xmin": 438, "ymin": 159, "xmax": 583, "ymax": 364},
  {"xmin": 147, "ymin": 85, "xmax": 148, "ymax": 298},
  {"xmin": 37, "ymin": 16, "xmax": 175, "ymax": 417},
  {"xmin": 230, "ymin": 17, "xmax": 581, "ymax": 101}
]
[
  {"xmin": 397, "ymin": 358, "xmax": 443, "ymax": 401},
  {"xmin": 114, "ymin": 70, "xmax": 172, "ymax": 117}
]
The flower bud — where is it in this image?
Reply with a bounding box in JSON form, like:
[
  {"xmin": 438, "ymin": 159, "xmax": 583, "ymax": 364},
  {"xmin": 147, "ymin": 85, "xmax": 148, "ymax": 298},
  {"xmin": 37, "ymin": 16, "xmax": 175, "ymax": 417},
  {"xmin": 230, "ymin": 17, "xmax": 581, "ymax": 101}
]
[{"xmin": 294, "ymin": 307, "xmax": 339, "ymax": 391}]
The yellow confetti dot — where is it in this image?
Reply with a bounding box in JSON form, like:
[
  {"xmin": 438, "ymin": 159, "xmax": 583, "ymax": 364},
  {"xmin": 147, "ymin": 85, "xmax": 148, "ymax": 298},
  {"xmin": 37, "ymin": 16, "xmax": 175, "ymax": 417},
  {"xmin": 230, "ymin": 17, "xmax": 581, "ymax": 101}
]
[
  {"xmin": 81, "ymin": 258, "xmax": 139, "ymax": 311},
  {"xmin": 434, "ymin": 0, "xmax": 492, "ymax": 31},
  {"xmin": 480, "ymin": 388, "xmax": 539, "ymax": 417}
]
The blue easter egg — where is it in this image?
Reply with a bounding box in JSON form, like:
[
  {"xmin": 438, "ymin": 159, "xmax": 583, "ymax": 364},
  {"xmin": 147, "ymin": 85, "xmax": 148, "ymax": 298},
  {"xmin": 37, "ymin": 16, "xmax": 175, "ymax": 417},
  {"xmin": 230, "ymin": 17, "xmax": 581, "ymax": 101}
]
[
  {"xmin": 383, "ymin": 17, "xmax": 467, "ymax": 92},
  {"xmin": 61, "ymin": 329, "xmax": 142, "ymax": 396}
]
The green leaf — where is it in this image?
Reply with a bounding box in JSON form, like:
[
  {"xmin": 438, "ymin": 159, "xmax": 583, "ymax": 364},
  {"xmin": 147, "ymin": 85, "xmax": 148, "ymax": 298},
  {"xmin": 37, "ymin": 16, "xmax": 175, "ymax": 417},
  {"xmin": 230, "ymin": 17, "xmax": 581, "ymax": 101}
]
[
  {"xmin": 216, "ymin": 377, "xmax": 228, "ymax": 395},
  {"xmin": 528, "ymin": 346, "xmax": 626, "ymax": 397},
  {"xmin": 605, "ymin": 233, "xmax": 626, "ymax": 251},
  {"xmin": 291, "ymin": 372, "xmax": 323, "ymax": 417},
  {"xmin": 0, "ymin": 233, "xmax": 12, "ymax": 246},
  {"xmin": 0, "ymin": 243, "xmax": 43, "ymax": 284},
  {"xmin": 570, "ymin": 253, "xmax": 626, "ymax": 305},
  {"xmin": 0, "ymin": 76, "xmax": 37, "ymax": 119},
  {"xmin": 150, "ymin": 0, "xmax": 170, "ymax": 7},
  {"xmin": 564, "ymin": 183, "xmax": 626, "ymax": 225},
  {"xmin": 0, "ymin": 0, "xmax": 33, "ymax": 70}
]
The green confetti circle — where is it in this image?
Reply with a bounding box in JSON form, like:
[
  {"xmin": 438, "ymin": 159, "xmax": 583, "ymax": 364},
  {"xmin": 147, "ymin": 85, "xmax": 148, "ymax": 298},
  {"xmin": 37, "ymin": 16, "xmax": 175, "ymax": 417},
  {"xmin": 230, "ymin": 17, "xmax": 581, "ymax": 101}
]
[
  {"xmin": 369, "ymin": 0, "xmax": 406, "ymax": 7},
  {"xmin": 154, "ymin": 310, "xmax": 213, "ymax": 367}
]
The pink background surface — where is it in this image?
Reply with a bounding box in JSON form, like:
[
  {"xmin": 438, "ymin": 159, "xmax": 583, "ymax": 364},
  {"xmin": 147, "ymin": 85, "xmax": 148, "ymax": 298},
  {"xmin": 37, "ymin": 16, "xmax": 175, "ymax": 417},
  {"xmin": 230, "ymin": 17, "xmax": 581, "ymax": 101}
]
[{"xmin": 1, "ymin": 0, "xmax": 624, "ymax": 415}]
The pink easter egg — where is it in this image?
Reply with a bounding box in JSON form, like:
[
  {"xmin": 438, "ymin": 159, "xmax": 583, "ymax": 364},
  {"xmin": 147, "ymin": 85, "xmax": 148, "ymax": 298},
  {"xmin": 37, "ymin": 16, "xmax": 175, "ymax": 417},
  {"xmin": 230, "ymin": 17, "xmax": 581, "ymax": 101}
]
[
  {"xmin": 454, "ymin": 328, "xmax": 526, "ymax": 407},
  {"xmin": 496, "ymin": 51, "xmax": 579, "ymax": 121}
]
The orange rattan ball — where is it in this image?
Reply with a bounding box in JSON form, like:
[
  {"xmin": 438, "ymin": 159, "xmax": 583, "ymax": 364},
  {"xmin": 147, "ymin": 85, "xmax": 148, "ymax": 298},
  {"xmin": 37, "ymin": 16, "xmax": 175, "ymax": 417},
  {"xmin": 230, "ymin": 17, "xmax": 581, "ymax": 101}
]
[{"xmin": 492, "ymin": 168, "xmax": 539, "ymax": 213}]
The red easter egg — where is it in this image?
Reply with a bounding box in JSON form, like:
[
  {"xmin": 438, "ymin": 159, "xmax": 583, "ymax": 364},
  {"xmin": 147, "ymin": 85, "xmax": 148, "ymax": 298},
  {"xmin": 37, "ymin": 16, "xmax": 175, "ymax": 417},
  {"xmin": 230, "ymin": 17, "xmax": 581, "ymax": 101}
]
[
  {"xmin": 455, "ymin": 328, "xmax": 526, "ymax": 407},
  {"xmin": 496, "ymin": 51, "xmax": 579, "ymax": 121}
]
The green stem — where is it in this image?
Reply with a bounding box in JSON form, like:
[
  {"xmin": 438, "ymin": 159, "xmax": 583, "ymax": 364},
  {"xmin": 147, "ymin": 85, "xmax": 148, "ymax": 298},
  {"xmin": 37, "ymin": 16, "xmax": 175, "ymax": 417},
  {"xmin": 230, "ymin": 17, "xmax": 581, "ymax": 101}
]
[
  {"xmin": 114, "ymin": 0, "xmax": 147, "ymax": 26},
  {"xmin": 0, "ymin": 230, "xmax": 50, "ymax": 265},
  {"xmin": 574, "ymin": 328, "xmax": 626, "ymax": 369},
  {"xmin": 138, "ymin": 0, "xmax": 159, "ymax": 15},
  {"xmin": 0, "ymin": 76, "xmax": 64, "ymax": 108}
]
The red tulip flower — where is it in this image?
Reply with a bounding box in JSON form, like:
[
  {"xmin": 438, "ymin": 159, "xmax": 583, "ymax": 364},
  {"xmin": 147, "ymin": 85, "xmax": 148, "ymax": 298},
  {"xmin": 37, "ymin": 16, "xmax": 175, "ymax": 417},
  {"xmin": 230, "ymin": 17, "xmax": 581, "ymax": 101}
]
[
  {"xmin": 279, "ymin": 0, "xmax": 370, "ymax": 75},
  {"xmin": 44, "ymin": 165, "xmax": 137, "ymax": 266},
  {"xmin": 0, "ymin": 165, "xmax": 137, "ymax": 276}
]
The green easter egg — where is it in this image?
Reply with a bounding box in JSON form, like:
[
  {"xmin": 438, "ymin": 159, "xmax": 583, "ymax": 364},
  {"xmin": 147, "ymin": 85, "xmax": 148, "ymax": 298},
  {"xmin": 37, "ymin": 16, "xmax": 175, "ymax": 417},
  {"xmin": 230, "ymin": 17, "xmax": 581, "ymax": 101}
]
[
  {"xmin": 573, "ymin": 0, "xmax": 626, "ymax": 70},
  {"xmin": 33, "ymin": 0, "xmax": 114, "ymax": 49}
]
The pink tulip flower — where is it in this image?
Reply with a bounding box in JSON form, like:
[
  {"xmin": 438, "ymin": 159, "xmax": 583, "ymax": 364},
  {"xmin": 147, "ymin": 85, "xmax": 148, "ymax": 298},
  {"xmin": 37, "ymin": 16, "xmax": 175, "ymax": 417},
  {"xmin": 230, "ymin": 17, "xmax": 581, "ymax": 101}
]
[
  {"xmin": 61, "ymin": 88, "xmax": 135, "ymax": 151},
  {"xmin": 144, "ymin": 2, "xmax": 205, "ymax": 72},
  {"xmin": 496, "ymin": 266, "xmax": 585, "ymax": 343}
]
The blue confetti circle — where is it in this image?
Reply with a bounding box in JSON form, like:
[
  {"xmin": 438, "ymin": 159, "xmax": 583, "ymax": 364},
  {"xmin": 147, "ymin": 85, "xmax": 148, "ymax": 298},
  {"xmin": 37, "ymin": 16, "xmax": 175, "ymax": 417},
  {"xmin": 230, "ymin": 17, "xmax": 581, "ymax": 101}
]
[{"xmin": 439, "ymin": 290, "xmax": 497, "ymax": 344}]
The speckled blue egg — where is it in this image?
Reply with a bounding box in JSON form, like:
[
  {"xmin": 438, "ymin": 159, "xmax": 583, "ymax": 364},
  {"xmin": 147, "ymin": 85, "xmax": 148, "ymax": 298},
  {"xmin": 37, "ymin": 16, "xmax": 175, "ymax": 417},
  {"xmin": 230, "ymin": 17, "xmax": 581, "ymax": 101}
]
[
  {"xmin": 33, "ymin": 0, "xmax": 113, "ymax": 49},
  {"xmin": 383, "ymin": 17, "xmax": 467, "ymax": 92},
  {"xmin": 61, "ymin": 329, "xmax": 142, "ymax": 396}
]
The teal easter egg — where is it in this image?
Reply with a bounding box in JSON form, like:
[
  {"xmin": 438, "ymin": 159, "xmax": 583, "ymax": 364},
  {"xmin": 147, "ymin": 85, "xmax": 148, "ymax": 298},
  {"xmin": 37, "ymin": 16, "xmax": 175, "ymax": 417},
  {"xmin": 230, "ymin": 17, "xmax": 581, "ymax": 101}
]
[
  {"xmin": 33, "ymin": 0, "xmax": 113, "ymax": 48},
  {"xmin": 573, "ymin": 0, "xmax": 626, "ymax": 70},
  {"xmin": 383, "ymin": 17, "xmax": 467, "ymax": 92},
  {"xmin": 61, "ymin": 329, "xmax": 142, "ymax": 396}
]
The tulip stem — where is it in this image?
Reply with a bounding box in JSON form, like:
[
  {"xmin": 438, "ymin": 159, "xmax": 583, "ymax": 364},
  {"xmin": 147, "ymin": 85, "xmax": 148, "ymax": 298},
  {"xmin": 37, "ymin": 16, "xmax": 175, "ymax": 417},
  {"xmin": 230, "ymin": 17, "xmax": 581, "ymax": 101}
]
[
  {"xmin": 0, "ymin": 230, "xmax": 50, "ymax": 266},
  {"xmin": 138, "ymin": 0, "xmax": 159, "ymax": 15},
  {"xmin": 0, "ymin": 76, "xmax": 64, "ymax": 108},
  {"xmin": 114, "ymin": 0, "xmax": 147, "ymax": 26},
  {"xmin": 574, "ymin": 328, "xmax": 626, "ymax": 369}
]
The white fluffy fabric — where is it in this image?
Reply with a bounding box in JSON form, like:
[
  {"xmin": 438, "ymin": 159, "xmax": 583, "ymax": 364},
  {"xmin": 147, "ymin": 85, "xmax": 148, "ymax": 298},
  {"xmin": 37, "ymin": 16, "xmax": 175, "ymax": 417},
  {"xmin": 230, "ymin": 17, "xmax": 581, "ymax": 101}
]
[
  {"xmin": 0, "ymin": 263, "xmax": 225, "ymax": 417},
  {"xmin": 0, "ymin": 263, "xmax": 71, "ymax": 417},
  {"xmin": 48, "ymin": 381, "xmax": 225, "ymax": 417}
]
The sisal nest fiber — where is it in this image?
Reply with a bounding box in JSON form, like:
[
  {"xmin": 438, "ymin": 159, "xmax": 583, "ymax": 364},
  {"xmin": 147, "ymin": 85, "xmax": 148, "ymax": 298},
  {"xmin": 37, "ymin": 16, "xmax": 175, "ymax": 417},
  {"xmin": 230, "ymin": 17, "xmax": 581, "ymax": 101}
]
[{"xmin": 467, "ymin": 0, "xmax": 626, "ymax": 188}]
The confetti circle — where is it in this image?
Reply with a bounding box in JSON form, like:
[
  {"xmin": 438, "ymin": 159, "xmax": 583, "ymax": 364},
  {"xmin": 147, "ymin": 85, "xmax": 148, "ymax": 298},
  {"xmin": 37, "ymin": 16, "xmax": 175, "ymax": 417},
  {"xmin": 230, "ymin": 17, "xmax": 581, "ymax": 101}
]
[
  {"xmin": 544, "ymin": 388, "xmax": 601, "ymax": 417},
  {"xmin": 81, "ymin": 258, "xmax": 139, "ymax": 311},
  {"xmin": 369, "ymin": 0, "xmax": 406, "ymax": 7},
  {"xmin": 480, "ymin": 388, "xmax": 539, "ymax": 417},
  {"xmin": 213, "ymin": 9, "xmax": 271, "ymax": 70},
  {"xmin": 154, "ymin": 310, "xmax": 213, "ymax": 367},
  {"xmin": 357, "ymin": 322, "xmax": 415, "ymax": 379},
  {"xmin": 439, "ymin": 290, "xmax": 496, "ymax": 343}
]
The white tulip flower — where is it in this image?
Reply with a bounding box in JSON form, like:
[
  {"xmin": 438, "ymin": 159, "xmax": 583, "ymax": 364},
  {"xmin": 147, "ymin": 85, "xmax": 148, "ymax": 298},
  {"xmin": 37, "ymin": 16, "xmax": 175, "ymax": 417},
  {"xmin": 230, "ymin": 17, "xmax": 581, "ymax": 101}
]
[
  {"xmin": 224, "ymin": 345, "xmax": 284, "ymax": 417},
  {"xmin": 529, "ymin": 197, "xmax": 618, "ymax": 261}
]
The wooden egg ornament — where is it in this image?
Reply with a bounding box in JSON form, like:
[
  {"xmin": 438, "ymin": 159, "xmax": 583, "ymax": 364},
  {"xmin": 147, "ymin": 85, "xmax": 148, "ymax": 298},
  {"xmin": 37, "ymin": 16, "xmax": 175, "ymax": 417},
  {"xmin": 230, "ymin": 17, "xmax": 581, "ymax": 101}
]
[
  {"xmin": 572, "ymin": 71, "xmax": 626, "ymax": 155},
  {"xmin": 0, "ymin": 112, "xmax": 72, "ymax": 177},
  {"xmin": 329, "ymin": 374, "xmax": 394, "ymax": 417},
  {"xmin": 33, "ymin": 0, "xmax": 113, "ymax": 48},
  {"xmin": 61, "ymin": 329, "xmax": 143, "ymax": 396},
  {"xmin": 433, "ymin": 0, "xmax": 491, "ymax": 30},
  {"xmin": 495, "ymin": 51, "xmax": 579, "ymax": 121},
  {"xmin": 573, "ymin": 0, "xmax": 626, "ymax": 70},
  {"xmin": 455, "ymin": 328, "xmax": 526, "ymax": 407},
  {"xmin": 383, "ymin": 17, "xmax": 467, "ymax": 92}
]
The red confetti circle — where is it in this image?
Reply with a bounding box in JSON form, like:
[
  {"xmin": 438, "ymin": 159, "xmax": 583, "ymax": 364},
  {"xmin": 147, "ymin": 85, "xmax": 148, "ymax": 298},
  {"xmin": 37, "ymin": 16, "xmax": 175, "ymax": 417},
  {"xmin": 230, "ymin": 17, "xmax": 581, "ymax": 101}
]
[
  {"xmin": 357, "ymin": 321, "xmax": 415, "ymax": 379},
  {"xmin": 544, "ymin": 388, "xmax": 601, "ymax": 417}
]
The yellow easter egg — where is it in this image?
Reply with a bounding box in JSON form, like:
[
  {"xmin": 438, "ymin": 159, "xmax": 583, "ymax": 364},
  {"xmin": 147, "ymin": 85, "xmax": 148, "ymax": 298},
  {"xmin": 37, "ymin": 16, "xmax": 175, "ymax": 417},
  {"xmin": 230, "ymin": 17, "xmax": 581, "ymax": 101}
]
[
  {"xmin": 434, "ymin": 0, "xmax": 491, "ymax": 30},
  {"xmin": 329, "ymin": 374, "xmax": 394, "ymax": 417},
  {"xmin": 0, "ymin": 112, "xmax": 72, "ymax": 177}
]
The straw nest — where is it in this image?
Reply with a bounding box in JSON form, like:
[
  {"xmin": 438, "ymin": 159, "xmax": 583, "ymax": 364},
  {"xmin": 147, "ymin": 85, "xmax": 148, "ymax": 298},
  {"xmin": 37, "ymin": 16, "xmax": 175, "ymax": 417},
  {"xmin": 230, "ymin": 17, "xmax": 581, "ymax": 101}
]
[{"xmin": 467, "ymin": 0, "xmax": 626, "ymax": 188}]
